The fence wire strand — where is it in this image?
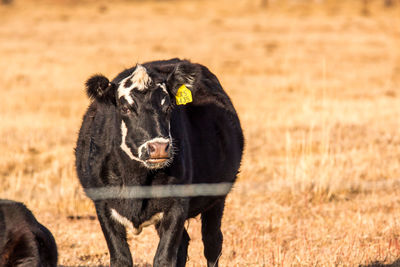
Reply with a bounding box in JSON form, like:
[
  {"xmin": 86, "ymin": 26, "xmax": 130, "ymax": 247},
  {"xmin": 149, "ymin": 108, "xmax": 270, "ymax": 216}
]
[
  {"xmin": 85, "ymin": 183, "xmax": 234, "ymax": 200},
  {"xmin": 81, "ymin": 178, "xmax": 400, "ymax": 201}
]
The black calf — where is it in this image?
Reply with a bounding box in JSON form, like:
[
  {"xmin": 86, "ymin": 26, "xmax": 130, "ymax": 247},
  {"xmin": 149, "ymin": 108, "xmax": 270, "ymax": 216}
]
[{"xmin": 0, "ymin": 200, "xmax": 58, "ymax": 267}]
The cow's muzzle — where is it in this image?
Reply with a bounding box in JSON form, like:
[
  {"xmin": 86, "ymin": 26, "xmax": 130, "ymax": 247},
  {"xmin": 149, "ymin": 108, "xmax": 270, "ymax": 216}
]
[
  {"xmin": 138, "ymin": 138, "xmax": 173, "ymax": 168},
  {"xmin": 146, "ymin": 141, "xmax": 170, "ymax": 163}
]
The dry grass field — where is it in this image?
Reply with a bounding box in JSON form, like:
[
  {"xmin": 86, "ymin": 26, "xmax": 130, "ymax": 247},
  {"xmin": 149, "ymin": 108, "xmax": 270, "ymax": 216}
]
[{"xmin": 1, "ymin": 0, "xmax": 400, "ymax": 266}]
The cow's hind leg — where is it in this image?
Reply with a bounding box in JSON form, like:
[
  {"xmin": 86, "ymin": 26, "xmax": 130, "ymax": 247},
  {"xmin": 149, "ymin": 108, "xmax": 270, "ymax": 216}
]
[
  {"xmin": 95, "ymin": 202, "xmax": 133, "ymax": 267},
  {"xmin": 201, "ymin": 198, "xmax": 225, "ymax": 267}
]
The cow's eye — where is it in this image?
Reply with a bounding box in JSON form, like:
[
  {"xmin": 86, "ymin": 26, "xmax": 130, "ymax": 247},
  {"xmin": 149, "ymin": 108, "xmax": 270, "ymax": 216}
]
[
  {"xmin": 121, "ymin": 106, "xmax": 131, "ymax": 115},
  {"xmin": 165, "ymin": 104, "xmax": 172, "ymax": 114}
]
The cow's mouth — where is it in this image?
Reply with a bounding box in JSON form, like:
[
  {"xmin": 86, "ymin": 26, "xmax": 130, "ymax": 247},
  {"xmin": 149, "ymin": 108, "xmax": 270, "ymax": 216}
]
[
  {"xmin": 146, "ymin": 158, "xmax": 169, "ymax": 164},
  {"xmin": 144, "ymin": 157, "xmax": 172, "ymax": 169}
]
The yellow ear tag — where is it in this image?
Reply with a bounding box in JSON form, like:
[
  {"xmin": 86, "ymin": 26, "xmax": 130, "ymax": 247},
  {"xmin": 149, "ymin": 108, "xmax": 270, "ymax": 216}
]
[{"xmin": 175, "ymin": 84, "xmax": 193, "ymax": 105}]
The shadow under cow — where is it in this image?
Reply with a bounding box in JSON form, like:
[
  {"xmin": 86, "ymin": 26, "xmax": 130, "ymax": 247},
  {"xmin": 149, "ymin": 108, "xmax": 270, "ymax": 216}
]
[
  {"xmin": 360, "ymin": 259, "xmax": 400, "ymax": 267},
  {"xmin": 59, "ymin": 264, "xmax": 150, "ymax": 267}
]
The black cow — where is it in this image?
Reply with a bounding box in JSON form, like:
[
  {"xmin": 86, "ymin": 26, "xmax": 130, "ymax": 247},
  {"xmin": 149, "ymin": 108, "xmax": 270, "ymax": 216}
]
[
  {"xmin": 0, "ymin": 200, "xmax": 58, "ymax": 267},
  {"xmin": 75, "ymin": 58, "xmax": 244, "ymax": 267}
]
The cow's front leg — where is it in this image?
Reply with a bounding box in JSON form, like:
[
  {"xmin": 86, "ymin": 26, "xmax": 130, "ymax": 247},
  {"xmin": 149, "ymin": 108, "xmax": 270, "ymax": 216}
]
[
  {"xmin": 95, "ymin": 201, "xmax": 133, "ymax": 267},
  {"xmin": 154, "ymin": 200, "xmax": 188, "ymax": 267}
]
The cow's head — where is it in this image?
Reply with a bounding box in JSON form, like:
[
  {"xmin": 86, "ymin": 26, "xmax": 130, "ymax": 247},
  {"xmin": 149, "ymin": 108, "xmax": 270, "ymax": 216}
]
[{"xmin": 85, "ymin": 63, "xmax": 194, "ymax": 169}]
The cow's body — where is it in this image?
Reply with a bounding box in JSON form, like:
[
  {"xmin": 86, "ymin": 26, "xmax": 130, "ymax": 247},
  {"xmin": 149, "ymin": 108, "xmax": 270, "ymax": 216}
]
[
  {"xmin": 75, "ymin": 59, "xmax": 244, "ymax": 266},
  {"xmin": 0, "ymin": 200, "xmax": 58, "ymax": 267}
]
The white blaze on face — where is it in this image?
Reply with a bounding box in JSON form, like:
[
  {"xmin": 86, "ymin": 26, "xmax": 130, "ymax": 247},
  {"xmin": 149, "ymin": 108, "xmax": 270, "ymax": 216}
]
[
  {"xmin": 120, "ymin": 121, "xmax": 173, "ymax": 167},
  {"xmin": 120, "ymin": 121, "xmax": 142, "ymax": 162},
  {"xmin": 118, "ymin": 65, "xmax": 152, "ymax": 104}
]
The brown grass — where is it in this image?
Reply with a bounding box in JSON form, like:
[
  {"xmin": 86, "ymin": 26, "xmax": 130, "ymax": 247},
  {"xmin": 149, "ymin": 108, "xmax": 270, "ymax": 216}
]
[{"xmin": 1, "ymin": 0, "xmax": 400, "ymax": 266}]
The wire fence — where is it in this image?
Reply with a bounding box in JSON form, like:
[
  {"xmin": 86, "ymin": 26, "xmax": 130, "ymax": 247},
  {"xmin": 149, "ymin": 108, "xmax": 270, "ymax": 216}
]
[
  {"xmin": 82, "ymin": 178, "xmax": 400, "ymax": 201},
  {"xmin": 85, "ymin": 183, "xmax": 234, "ymax": 200}
]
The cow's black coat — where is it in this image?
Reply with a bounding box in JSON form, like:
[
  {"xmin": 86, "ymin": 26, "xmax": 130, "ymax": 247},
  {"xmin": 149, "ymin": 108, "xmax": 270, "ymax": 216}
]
[
  {"xmin": 0, "ymin": 200, "xmax": 58, "ymax": 267},
  {"xmin": 75, "ymin": 59, "xmax": 244, "ymax": 267}
]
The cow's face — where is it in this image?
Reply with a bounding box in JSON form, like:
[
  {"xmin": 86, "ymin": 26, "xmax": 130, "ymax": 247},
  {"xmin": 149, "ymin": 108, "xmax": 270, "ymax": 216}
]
[
  {"xmin": 85, "ymin": 64, "xmax": 185, "ymax": 169},
  {"xmin": 116, "ymin": 65, "xmax": 173, "ymax": 169}
]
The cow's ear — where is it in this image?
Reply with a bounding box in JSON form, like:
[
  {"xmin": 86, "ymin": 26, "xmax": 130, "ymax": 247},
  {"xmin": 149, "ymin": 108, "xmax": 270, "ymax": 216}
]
[
  {"xmin": 166, "ymin": 61, "xmax": 197, "ymax": 95},
  {"xmin": 85, "ymin": 74, "xmax": 116, "ymax": 104}
]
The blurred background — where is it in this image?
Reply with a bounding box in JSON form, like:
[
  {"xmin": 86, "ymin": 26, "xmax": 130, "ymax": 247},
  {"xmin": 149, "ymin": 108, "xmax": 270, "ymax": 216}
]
[{"xmin": 1, "ymin": 0, "xmax": 400, "ymax": 266}]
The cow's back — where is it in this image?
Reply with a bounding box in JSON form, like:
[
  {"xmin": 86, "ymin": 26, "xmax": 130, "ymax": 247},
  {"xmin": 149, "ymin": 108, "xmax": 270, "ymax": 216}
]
[
  {"xmin": 183, "ymin": 103, "xmax": 243, "ymax": 184},
  {"xmin": 164, "ymin": 60, "xmax": 244, "ymax": 184},
  {"xmin": 0, "ymin": 200, "xmax": 58, "ymax": 267}
]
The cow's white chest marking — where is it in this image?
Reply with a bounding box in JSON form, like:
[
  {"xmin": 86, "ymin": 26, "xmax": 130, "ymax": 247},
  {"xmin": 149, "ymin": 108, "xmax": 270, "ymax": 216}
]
[{"xmin": 110, "ymin": 209, "xmax": 163, "ymax": 235}]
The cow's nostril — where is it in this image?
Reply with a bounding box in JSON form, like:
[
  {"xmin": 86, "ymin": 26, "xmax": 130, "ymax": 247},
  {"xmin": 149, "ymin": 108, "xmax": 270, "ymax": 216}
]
[
  {"xmin": 165, "ymin": 142, "xmax": 170, "ymax": 152},
  {"xmin": 148, "ymin": 143, "xmax": 156, "ymax": 154}
]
